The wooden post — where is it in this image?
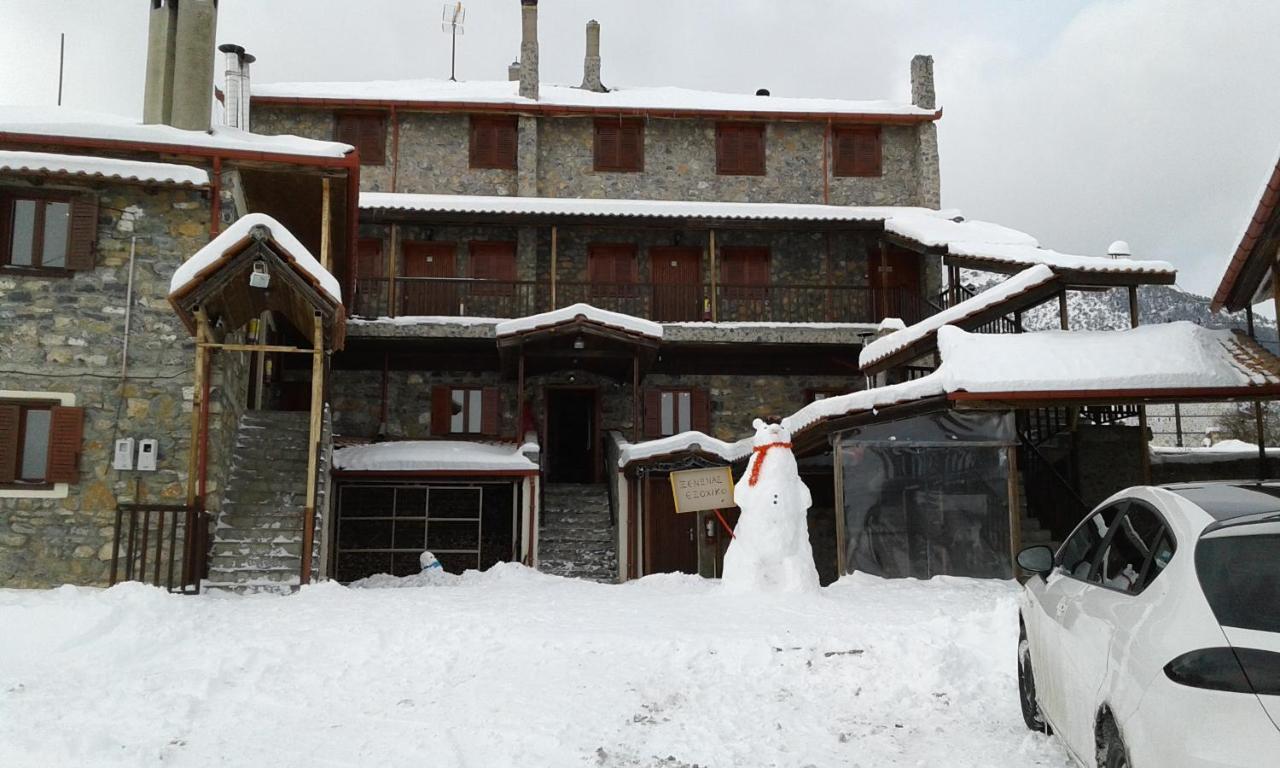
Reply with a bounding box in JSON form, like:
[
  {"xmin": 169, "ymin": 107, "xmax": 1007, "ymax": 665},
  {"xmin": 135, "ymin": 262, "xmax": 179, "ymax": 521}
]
[
  {"xmin": 1129, "ymin": 285, "xmax": 1151, "ymax": 484},
  {"xmin": 1272, "ymin": 263, "xmax": 1280, "ymax": 330},
  {"xmin": 516, "ymin": 348, "xmax": 525, "ymax": 442},
  {"xmin": 388, "ymin": 223, "xmax": 400, "ymax": 318},
  {"xmin": 319, "ymin": 178, "xmax": 332, "ymax": 271},
  {"xmin": 550, "ymin": 225, "xmax": 558, "ymax": 308},
  {"xmin": 632, "ymin": 353, "xmax": 641, "ymax": 441},
  {"xmin": 300, "ymin": 313, "xmax": 324, "ymax": 585},
  {"xmin": 1058, "ymin": 291, "xmax": 1069, "ymax": 330},
  {"xmin": 708, "ymin": 229, "xmax": 718, "ymax": 321},
  {"xmin": 832, "ymin": 439, "xmax": 847, "ymax": 577},
  {"xmin": 1256, "ymin": 401, "xmax": 1268, "ymax": 480},
  {"xmin": 1008, "ymin": 445, "xmax": 1023, "ymax": 573},
  {"xmin": 186, "ymin": 312, "xmax": 209, "ymax": 507}
]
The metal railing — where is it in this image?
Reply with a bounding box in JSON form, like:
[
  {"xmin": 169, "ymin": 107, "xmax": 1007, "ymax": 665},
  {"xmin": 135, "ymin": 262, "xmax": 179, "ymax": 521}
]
[
  {"xmin": 351, "ymin": 277, "xmax": 932, "ymax": 325},
  {"xmin": 109, "ymin": 504, "xmax": 209, "ymax": 594}
]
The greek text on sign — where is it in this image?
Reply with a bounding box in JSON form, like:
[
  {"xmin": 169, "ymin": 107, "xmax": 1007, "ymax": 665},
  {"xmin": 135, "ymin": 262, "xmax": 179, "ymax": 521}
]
[{"xmin": 669, "ymin": 467, "xmax": 736, "ymax": 514}]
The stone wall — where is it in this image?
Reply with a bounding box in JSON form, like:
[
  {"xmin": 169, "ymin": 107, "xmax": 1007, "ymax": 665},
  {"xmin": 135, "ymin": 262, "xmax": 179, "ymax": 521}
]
[
  {"xmin": 0, "ymin": 179, "xmax": 220, "ymax": 587},
  {"xmin": 252, "ymin": 105, "xmax": 938, "ymax": 207}
]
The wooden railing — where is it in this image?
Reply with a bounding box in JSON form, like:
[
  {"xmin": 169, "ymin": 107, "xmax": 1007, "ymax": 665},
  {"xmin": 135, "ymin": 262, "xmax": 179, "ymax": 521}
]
[
  {"xmin": 352, "ymin": 277, "xmax": 932, "ymax": 325},
  {"xmin": 109, "ymin": 504, "xmax": 209, "ymax": 594}
]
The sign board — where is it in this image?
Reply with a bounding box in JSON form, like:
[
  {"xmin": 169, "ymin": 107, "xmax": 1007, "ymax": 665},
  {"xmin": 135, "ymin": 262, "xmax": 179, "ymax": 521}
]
[{"xmin": 669, "ymin": 467, "xmax": 735, "ymax": 514}]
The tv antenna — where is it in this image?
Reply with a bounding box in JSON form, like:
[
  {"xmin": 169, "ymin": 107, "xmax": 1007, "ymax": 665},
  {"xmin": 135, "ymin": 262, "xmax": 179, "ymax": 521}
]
[{"xmin": 442, "ymin": 2, "xmax": 466, "ymax": 82}]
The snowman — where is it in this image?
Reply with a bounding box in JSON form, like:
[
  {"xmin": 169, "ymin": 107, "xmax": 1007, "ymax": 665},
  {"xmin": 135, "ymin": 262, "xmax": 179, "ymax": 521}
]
[{"xmin": 721, "ymin": 419, "xmax": 820, "ymax": 593}]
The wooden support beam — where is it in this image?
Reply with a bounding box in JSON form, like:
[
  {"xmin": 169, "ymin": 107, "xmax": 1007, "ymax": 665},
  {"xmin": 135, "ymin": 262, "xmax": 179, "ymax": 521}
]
[
  {"xmin": 1256, "ymin": 401, "xmax": 1268, "ymax": 480},
  {"xmin": 632, "ymin": 353, "xmax": 641, "ymax": 442},
  {"xmin": 320, "ymin": 178, "xmax": 332, "ymax": 271},
  {"xmin": 516, "ymin": 348, "xmax": 525, "ymax": 442},
  {"xmin": 1058, "ymin": 291, "xmax": 1070, "ymax": 330},
  {"xmin": 550, "ymin": 225, "xmax": 558, "ymax": 308},
  {"xmin": 389, "ymin": 223, "xmax": 400, "ymax": 318},
  {"xmin": 1130, "ymin": 285, "xmax": 1151, "ymax": 484},
  {"xmin": 186, "ymin": 311, "xmax": 209, "ymax": 508},
  {"xmin": 197, "ymin": 342, "xmax": 314, "ymax": 355},
  {"xmin": 1008, "ymin": 445, "xmax": 1022, "ymax": 573},
  {"xmin": 300, "ymin": 313, "xmax": 324, "ymax": 585},
  {"xmin": 708, "ymin": 229, "xmax": 718, "ymax": 322}
]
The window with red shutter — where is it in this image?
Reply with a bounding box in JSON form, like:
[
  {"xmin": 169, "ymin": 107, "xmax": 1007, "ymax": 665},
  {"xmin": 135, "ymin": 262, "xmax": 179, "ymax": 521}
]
[
  {"xmin": 716, "ymin": 123, "xmax": 766, "ymax": 176},
  {"xmin": 469, "ymin": 241, "xmax": 516, "ymax": 296},
  {"xmin": 334, "ymin": 113, "xmax": 386, "ymax": 166},
  {"xmin": 0, "ymin": 190, "xmax": 94, "ymax": 273},
  {"xmin": 645, "ymin": 389, "xmax": 705, "ymax": 437},
  {"xmin": 0, "ymin": 398, "xmax": 81, "ymax": 486},
  {"xmin": 594, "ymin": 118, "xmax": 644, "ymax": 172},
  {"xmin": 432, "ymin": 387, "xmax": 498, "ymax": 435},
  {"xmin": 833, "ymin": 126, "xmax": 882, "ymax": 177},
  {"xmin": 588, "ymin": 244, "xmax": 638, "ymax": 299},
  {"xmin": 470, "ymin": 116, "xmax": 519, "ymax": 170}
]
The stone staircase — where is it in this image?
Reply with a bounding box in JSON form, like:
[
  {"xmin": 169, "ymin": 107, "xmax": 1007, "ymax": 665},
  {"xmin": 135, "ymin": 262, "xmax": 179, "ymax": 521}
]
[
  {"xmin": 1015, "ymin": 471, "xmax": 1057, "ymax": 551},
  {"xmin": 538, "ymin": 483, "xmax": 618, "ymax": 583},
  {"xmin": 203, "ymin": 410, "xmax": 326, "ymax": 594}
]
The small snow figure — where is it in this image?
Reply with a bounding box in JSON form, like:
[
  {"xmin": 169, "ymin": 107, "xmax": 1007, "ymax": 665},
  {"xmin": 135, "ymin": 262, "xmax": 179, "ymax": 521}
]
[
  {"xmin": 721, "ymin": 419, "xmax": 820, "ymax": 593},
  {"xmin": 419, "ymin": 551, "xmax": 443, "ymax": 572}
]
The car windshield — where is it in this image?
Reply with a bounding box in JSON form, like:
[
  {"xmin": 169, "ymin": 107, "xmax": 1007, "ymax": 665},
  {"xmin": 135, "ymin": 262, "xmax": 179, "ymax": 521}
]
[{"xmin": 1195, "ymin": 533, "xmax": 1280, "ymax": 634}]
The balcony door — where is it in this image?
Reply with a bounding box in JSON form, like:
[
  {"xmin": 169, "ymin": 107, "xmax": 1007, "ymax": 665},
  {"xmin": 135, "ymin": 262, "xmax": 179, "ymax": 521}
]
[
  {"xmin": 719, "ymin": 246, "xmax": 771, "ymax": 321},
  {"xmin": 869, "ymin": 245, "xmax": 922, "ymax": 323},
  {"xmin": 401, "ymin": 242, "xmax": 457, "ymax": 316},
  {"xmin": 587, "ymin": 244, "xmax": 638, "ymax": 312},
  {"xmin": 649, "ymin": 246, "xmax": 702, "ymax": 321}
]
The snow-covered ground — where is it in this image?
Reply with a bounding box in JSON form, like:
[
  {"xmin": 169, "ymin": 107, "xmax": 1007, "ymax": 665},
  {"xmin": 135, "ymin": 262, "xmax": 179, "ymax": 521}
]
[{"xmin": 0, "ymin": 569, "xmax": 1071, "ymax": 767}]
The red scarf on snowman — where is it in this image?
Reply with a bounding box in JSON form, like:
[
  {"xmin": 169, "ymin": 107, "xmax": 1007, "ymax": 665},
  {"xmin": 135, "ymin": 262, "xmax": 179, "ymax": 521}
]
[{"xmin": 748, "ymin": 441, "xmax": 793, "ymax": 486}]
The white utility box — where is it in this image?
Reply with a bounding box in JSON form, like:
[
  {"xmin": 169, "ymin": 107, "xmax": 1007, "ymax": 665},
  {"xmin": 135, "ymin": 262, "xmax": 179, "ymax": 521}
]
[
  {"xmin": 136, "ymin": 439, "xmax": 159, "ymax": 471},
  {"xmin": 113, "ymin": 438, "xmax": 135, "ymax": 471}
]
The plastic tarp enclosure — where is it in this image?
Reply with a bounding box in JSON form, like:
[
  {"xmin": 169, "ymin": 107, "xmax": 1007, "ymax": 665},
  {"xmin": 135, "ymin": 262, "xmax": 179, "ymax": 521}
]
[{"xmin": 836, "ymin": 410, "xmax": 1015, "ymax": 579}]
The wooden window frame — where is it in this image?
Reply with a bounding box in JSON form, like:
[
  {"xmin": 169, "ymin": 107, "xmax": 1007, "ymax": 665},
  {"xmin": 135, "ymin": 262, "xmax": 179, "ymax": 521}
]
[
  {"xmin": 0, "ymin": 396, "xmax": 82, "ymax": 489},
  {"xmin": 469, "ymin": 115, "xmax": 519, "ymax": 170},
  {"xmin": 431, "ymin": 386, "xmax": 500, "ymax": 437},
  {"xmin": 593, "ymin": 118, "xmax": 645, "ymax": 173},
  {"xmin": 715, "ymin": 123, "xmax": 766, "ymax": 176},
  {"xmin": 832, "ymin": 125, "xmax": 883, "ymax": 178},
  {"xmin": 333, "ymin": 112, "xmax": 387, "ymax": 166},
  {"xmin": 805, "ymin": 388, "xmax": 847, "ymax": 404},
  {"xmin": 643, "ymin": 387, "xmax": 711, "ymax": 438},
  {"xmin": 0, "ymin": 189, "xmax": 76, "ymax": 275}
]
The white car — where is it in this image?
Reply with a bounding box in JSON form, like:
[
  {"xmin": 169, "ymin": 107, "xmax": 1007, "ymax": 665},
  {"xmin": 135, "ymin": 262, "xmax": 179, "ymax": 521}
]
[{"xmin": 1016, "ymin": 482, "xmax": 1280, "ymax": 767}]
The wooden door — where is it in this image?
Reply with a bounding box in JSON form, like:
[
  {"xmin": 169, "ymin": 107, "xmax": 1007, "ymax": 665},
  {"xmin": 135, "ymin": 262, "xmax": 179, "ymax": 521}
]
[
  {"xmin": 719, "ymin": 246, "xmax": 771, "ymax": 320},
  {"xmin": 649, "ymin": 246, "xmax": 703, "ymax": 321},
  {"xmin": 354, "ymin": 238, "xmax": 386, "ymax": 317},
  {"xmin": 869, "ymin": 245, "xmax": 922, "ymax": 323},
  {"xmin": 401, "ymin": 242, "xmax": 457, "ymax": 316},
  {"xmin": 645, "ymin": 475, "xmax": 698, "ymax": 574}
]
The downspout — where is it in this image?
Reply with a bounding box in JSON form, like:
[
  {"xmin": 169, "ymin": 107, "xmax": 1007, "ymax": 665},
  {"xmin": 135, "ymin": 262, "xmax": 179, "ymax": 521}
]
[
  {"xmin": 209, "ymin": 156, "xmax": 222, "ymax": 237},
  {"xmin": 346, "ymin": 156, "xmax": 361, "ymax": 303},
  {"xmin": 390, "ymin": 105, "xmax": 400, "ymax": 193},
  {"xmin": 822, "ymin": 118, "xmax": 831, "ymax": 204}
]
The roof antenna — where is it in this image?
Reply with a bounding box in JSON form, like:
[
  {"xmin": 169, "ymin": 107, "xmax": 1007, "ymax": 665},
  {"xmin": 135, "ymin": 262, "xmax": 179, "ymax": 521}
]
[
  {"xmin": 442, "ymin": 2, "xmax": 466, "ymax": 81},
  {"xmin": 57, "ymin": 32, "xmax": 65, "ymax": 105}
]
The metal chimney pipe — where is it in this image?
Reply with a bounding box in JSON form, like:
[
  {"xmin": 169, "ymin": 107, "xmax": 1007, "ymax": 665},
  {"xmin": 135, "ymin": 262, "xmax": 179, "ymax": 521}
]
[{"xmin": 218, "ymin": 43, "xmax": 244, "ymax": 129}]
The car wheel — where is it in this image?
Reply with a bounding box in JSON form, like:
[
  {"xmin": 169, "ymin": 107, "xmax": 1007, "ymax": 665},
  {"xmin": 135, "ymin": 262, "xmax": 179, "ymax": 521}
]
[
  {"xmin": 1017, "ymin": 623, "xmax": 1050, "ymax": 734},
  {"xmin": 1097, "ymin": 716, "xmax": 1128, "ymax": 768}
]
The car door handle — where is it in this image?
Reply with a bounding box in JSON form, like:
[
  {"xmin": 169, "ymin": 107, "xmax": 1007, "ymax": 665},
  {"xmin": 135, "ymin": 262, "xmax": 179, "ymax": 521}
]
[{"xmin": 1056, "ymin": 599, "xmax": 1068, "ymax": 617}]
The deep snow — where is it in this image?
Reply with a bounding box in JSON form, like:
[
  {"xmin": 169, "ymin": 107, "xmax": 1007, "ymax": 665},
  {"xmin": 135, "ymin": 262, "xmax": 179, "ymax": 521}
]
[{"xmin": 0, "ymin": 570, "xmax": 1072, "ymax": 768}]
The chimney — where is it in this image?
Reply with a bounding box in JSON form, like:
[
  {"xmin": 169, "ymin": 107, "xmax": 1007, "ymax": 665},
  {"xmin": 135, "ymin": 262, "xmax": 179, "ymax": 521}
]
[
  {"xmin": 142, "ymin": 0, "xmax": 178, "ymax": 124},
  {"xmin": 910, "ymin": 54, "xmax": 936, "ymax": 110},
  {"xmin": 219, "ymin": 43, "xmax": 254, "ymax": 130},
  {"xmin": 508, "ymin": 60, "xmax": 521, "ymax": 82},
  {"xmin": 519, "ymin": 0, "xmax": 539, "ymax": 100},
  {"xmin": 171, "ymin": 0, "xmax": 219, "ymax": 131},
  {"xmin": 581, "ymin": 19, "xmax": 605, "ymax": 92}
]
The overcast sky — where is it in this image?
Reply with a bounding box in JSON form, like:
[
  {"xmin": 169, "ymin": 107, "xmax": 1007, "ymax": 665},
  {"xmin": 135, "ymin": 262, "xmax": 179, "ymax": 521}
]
[{"xmin": 2, "ymin": 0, "xmax": 1278, "ymax": 304}]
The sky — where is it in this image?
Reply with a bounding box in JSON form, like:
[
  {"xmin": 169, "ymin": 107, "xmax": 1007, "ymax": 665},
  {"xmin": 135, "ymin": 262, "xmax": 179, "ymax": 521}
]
[{"xmin": 1, "ymin": 0, "xmax": 1278, "ymax": 303}]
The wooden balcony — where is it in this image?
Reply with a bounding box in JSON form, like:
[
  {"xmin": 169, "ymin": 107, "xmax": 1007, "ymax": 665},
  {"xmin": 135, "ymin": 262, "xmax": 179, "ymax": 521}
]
[{"xmin": 351, "ymin": 277, "xmax": 935, "ymax": 326}]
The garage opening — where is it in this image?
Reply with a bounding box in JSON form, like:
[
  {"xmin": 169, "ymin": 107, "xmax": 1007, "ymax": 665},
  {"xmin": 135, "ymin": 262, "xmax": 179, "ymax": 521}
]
[{"xmin": 333, "ymin": 481, "xmax": 520, "ymax": 582}]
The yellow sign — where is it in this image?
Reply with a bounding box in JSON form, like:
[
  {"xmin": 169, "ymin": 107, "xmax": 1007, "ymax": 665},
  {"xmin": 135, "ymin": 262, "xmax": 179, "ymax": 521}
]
[{"xmin": 669, "ymin": 467, "xmax": 736, "ymax": 514}]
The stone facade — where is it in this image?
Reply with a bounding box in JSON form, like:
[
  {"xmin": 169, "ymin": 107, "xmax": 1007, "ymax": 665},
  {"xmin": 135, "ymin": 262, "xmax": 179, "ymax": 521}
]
[{"xmin": 0, "ymin": 177, "xmax": 244, "ymax": 587}]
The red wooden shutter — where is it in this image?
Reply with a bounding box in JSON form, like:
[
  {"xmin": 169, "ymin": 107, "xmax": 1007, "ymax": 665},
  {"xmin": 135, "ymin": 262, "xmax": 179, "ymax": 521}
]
[
  {"xmin": 361, "ymin": 115, "xmax": 386, "ymax": 165},
  {"xmin": 45, "ymin": 406, "xmax": 84, "ymax": 483},
  {"xmin": 0, "ymin": 403, "xmax": 18, "ymax": 484},
  {"xmin": 468, "ymin": 118, "xmax": 486, "ymax": 167},
  {"xmin": 430, "ymin": 387, "xmax": 452, "ymax": 436},
  {"xmin": 480, "ymin": 387, "xmax": 500, "ymax": 436},
  {"xmin": 356, "ymin": 238, "xmax": 385, "ymax": 278},
  {"xmin": 595, "ymin": 120, "xmax": 643, "ymax": 172},
  {"xmin": 834, "ymin": 126, "xmax": 881, "ymax": 177},
  {"xmin": 595, "ymin": 120, "xmax": 619, "ymax": 171},
  {"xmin": 716, "ymin": 124, "xmax": 764, "ymax": 175},
  {"xmin": 66, "ymin": 195, "xmax": 98, "ymax": 271},
  {"xmin": 642, "ymin": 389, "xmax": 662, "ymax": 438},
  {"xmin": 690, "ymin": 389, "xmax": 711, "ymax": 435},
  {"xmin": 619, "ymin": 122, "xmax": 644, "ymax": 172}
]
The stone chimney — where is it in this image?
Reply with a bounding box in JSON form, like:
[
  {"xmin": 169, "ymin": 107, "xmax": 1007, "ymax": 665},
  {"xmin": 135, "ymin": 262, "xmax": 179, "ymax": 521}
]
[
  {"xmin": 910, "ymin": 54, "xmax": 936, "ymax": 110},
  {"xmin": 143, "ymin": 0, "xmax": 219, "ymax": 130},
  {"xmin": 519, "ymin": 0, "xmax": 539, "ymax": 100},
  {"xmin": 508, "ymin": 60, "xmax": 522, "ymax": 82},
  {"xmin": 581, "ymin": 20, "xmax": 605, "ymax": 92},
  {"xmin": 218, "ymin": 44, "xmax": 254, "ymax": 130}
]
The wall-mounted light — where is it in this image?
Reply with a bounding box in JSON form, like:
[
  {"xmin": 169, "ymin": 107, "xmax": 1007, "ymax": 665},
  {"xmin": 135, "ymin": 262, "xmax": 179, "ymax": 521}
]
[
  {"xmin": 249, "ymin": 260, "xmax": 271, "ymax": 289},
  {"xmin": 573, "ymin": 335, "xmax": 585, "ymax": 350}
]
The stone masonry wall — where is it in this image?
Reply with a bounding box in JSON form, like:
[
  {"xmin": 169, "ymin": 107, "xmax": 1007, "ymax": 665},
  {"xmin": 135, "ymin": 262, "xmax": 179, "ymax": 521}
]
[{"xmin": 0, "ymin": 179, "xmax": 224, "ymax": 587}]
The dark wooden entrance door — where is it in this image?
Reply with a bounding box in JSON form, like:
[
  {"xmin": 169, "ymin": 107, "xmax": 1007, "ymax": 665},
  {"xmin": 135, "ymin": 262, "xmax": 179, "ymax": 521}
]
[
  {"xmin": 645, "ymin": 475, "xmax": 698, "ymax": 574},
  {"xmin": 869, "ymin": 245, "xmax": 922, "ymax": 323},
  {"xmin": 649, "ymin": 246, "xmax": 703, "ymax": 321},
  {"xmin": 546, "ymin": 387, "xmax": 599, "ymax": 483},
  {"xmin": 401, "ymin": 242, "xmax": 457, "ymax": 316}
]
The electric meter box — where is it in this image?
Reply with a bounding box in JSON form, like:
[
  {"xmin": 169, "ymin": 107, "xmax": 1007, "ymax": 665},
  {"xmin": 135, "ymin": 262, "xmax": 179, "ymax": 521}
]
[
  {"xmin": 113, "ymin": 438, "xmax": 135, "ymax": 471},
  {"xmin": 137, "ymin": 439, "xmax": 159, "ymax": 472}
]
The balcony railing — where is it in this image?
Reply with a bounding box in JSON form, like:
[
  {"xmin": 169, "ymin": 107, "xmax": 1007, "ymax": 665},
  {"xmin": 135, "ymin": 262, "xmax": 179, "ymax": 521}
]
[{"xmin": 352, "ymin": 277, "xmax": 934, "ymax": 325}]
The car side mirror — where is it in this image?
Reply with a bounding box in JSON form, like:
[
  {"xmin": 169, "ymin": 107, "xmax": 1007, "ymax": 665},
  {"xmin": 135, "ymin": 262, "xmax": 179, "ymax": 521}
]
[{"xmin": 1017, "ymin": 545, "xmax": 1055, "ymax": 577}]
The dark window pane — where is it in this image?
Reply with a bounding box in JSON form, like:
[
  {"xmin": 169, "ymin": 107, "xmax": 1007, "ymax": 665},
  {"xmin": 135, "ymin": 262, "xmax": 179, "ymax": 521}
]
[
  {"xmin": 391, "ymin": 552, "xmax": 422, "ymax": 577},
  {"xmin": 338, "ymin": 519, "xmax": 393, "ymax": 550},
  {"xmin": 1058, "ymin": 504, "xmax": 1123, "ymax": 580},
  {"xmin": 1097, "ymin": 504, "xmax": 1167, "ymax": 592},
  {"xmin": 336, "ymin": 552, "xmax": 391, "ymax": 582},
  {"xmin": 435, "ymin": 552, "xmax": 477, "ymax": 574},
  {"xmin": 20, "ymin": 408, "xmax": 51, "ymax": 481},
  {"xmin": 430, "ymin": 487, "xmax": 481, "ymax": 520},
  {"xmin": 340, "ymin": 486, "xmax": 395, "ymax": 518},
  {"xmin": 42, "ymin": 201, "xmax": 69, "ymax": 268},
  {"xmin": 10, "ymin": 200, "xmax": 36, "ymax": 266},
  {"xmin": 394, "ymin": 488, "xmax": 426, "ymax": 518},
  {"xmin": 393, "ymin": 519, "xmax": 426, "ymax": 550},
  {"xmin": 428, "ymin": 520, "xmax": 479, "ymax": 551},
  {"xmin": 1196, "ymin": 533, "xmax": 1280, "ymax": 633}
]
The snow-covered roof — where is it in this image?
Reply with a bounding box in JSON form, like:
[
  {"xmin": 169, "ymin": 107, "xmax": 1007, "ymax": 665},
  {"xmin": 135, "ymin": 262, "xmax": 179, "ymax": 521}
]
[
  {"xmin": 0, "ymin": 149, "xmax": 209, "ymax": 187},
  {"xmin": 1151, "ymin": 440, "xmax": 1280, "ymax": 465},
  {"xmin": 616, "ymin": 431, "xmax": 752, "ymax": 468},
  {"xmin": 169, "ymin": 213, "xmax": 342, "ymax": 303},
  {"xmin": 494, "ymin": 303, "xmax": 662, "ymax": 339},
  {"xmin": 786, "ymin": 322, "xmax": 1280, "ymax": 435},
  {"xmin": 254, "ymin": 79, "xmax": 940, "ymax": 120},
  {"xmin": 859, "ymin": 265, "xmax": 1058, "ymax": 370},
  {"xmin": 333, "ymin": 440, "xmax": 539, "ymax": 473},
  {"xmin": 0, "ymin": 105, "xmax": 353, "ymax": 160}
]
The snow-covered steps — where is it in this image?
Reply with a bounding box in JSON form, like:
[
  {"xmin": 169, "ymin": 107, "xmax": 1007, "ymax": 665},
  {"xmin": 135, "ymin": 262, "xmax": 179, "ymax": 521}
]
[
  {"xmin": 538, "ymin": 483, "xmax": 618, "ymax": 583},
  {"xmin": 204, "ymin": 410, "xmax": 325, "ymax": 594}
]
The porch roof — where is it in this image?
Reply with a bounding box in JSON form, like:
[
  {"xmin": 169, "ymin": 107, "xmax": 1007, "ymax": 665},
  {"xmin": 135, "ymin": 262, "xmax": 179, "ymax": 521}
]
[
  {"xmin": 332, "ymin": 440, "xmax": 539, "ymax": 476},
  {"xmin": 0, "ymin": 149, "xmax": 209, "ymax": 187},
  {"xmin": 1212, "ymin": 145, "xmax": 1280, "ymax": 312},
  {"xmin": 615, "ymin": 431, "xmax": 752, "ymax": 471}
]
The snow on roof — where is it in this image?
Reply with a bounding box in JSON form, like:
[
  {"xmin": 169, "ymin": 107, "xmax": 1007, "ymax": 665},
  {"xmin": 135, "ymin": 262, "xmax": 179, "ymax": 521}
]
[
  {"xmin": 168, "ymin": 213, "xmax": 342, "ymax": 303},
  {"xmin": 333, "ymin": 440, "xmax": 538, "ymax": 473},
  {"xmin": 616, "ymin": 431, "xmax": 752, "ymax": 468},
  {"xmin": 0, "ymin": 149, "xmax": 209, "ymax": 187},
  {"xmin": 0, "ymin": 105, "xmax": 352, "ymax": 159},
  {"xmin": 859, "ymin": 265, "xmax": 1057, "ymax": 370},
  {"xmin": 946, "ymin": 243, "xmax": 1175, "ymax": 276},
  {"xmin": 1151, "ymin": 440, "xmax": 1280, "ymax": 465},
  {"xmin": 785, "ymin": 322, "xmax": 1280, "ymax": 434},
  {"xmin": 494, "ymin": 303, "xmax": 662, "ymax": 339},
  {"xmin": 254, "ymin": 79, "xmax": 939, "ymax": 119}
]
